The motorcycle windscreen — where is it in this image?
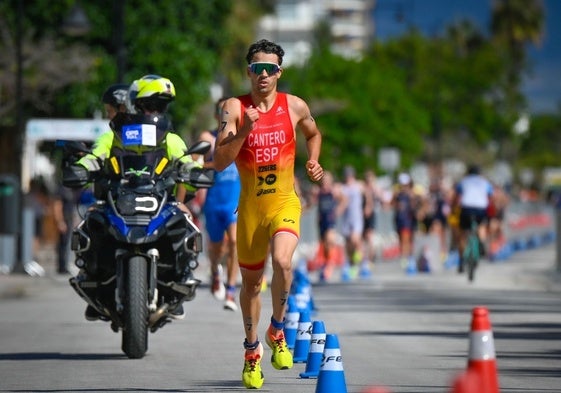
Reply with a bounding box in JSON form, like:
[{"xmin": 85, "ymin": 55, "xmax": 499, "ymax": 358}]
[{"xmin": 117, "ymin": 153, "xmax": 165, "ymax": 179}]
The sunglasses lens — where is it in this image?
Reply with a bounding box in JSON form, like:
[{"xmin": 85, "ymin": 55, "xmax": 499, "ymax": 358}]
[{"xmin": 250, "ymin": 63, "xmax": 279, "ymax": 75}]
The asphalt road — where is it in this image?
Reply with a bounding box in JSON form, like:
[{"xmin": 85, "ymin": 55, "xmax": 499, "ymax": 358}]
[{"xmin": 0, "ymin": 244, "xmax": 560, "ymax": 393}]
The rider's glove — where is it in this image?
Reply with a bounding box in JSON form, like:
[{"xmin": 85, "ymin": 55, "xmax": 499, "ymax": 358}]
[
  {"xmin": 62, "ymin": 164, "xmax": 90, "ymax": 188},
  {"xmin": 77, "ymin": 155, "xmax": 102, "ymax": 172},
  {"xmin": 179, "ymin": 161, "xmax": 199, "ymax": 179},
  {"xmin": 178, "ymin": 161, "xmax": 201, "ymax": 193}
]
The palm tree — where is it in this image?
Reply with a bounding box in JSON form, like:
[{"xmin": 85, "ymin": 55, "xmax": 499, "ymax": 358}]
[
  {"xmin": 490, "ymin": 0, "xmax": 544, "ymax": 161},
  {"xmin": 491, "ymin": 0, "xmax": 544, "ymax": 113}
]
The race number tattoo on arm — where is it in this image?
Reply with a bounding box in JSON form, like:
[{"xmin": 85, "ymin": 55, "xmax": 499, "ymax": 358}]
[{"xmin": 219, "ymin": 110, "xmax": 229, "ymax": 133}]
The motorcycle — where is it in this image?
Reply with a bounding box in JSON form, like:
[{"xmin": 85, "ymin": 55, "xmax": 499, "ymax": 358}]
[{"xmin": 56, "ymin": 113, "xmax": 214, "ymax": 359}]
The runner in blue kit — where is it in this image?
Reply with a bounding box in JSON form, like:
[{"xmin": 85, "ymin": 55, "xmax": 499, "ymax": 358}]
[{"xmin": 199, "ymin": 97, "xmax": 241, "ymax": 311}]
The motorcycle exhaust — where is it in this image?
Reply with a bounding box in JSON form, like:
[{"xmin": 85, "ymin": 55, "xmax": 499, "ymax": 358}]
[
  {"xmin": 147, "ymin": 301, "xmax": 185, "ymax": 328},
  {"xmin": 148, "ymin": 305, "xmax": 169, "ymax": 327},
  {"xmin": 147, "ymin": 277, "xmax": 201, "ymax": 329}
]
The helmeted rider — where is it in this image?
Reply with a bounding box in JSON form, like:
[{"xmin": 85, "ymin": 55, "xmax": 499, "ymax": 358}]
[
  {"xmin": 76, "ymin": 75, "xmax": 199, "ymax": 201},
  {"xmin": 78, "ymin": 75, "xmax": 198, "ymax": 178},
  {"xmin": 72, "ymin": 75, "xmax": 201, "ymax": 321},
  {"xmin": 101, "ymin": 83, "xmax": 129, "ymax": 120}
]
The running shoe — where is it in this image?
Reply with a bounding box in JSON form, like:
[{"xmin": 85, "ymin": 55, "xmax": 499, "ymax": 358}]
[
  {"xmin": 265, "ymin": 327, "xmax": 293, "ymax": 370},
  {"xmin": 224, "ymin": 294, "xmax": 238, "ymax": 311},
  {"xmin": 242, "ymin": 343, "xmax": 264, "ymax": 389},
  {"xmin": 348, "ymin": 264, "xmax": 359, "ymax": 279},
  {"xmin": 211, "ymin": 265, "xmax": 226, "ymax": 300}
]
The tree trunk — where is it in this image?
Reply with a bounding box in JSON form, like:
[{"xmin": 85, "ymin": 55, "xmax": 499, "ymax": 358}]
[{"xmin": 0, "ymin": 126, "xmax": 21, "ymax": 176}]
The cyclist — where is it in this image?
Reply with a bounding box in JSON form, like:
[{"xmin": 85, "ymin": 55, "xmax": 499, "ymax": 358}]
[{"xmin": 453, "ymin": 164, "xmax": 493, "ymax": 273}]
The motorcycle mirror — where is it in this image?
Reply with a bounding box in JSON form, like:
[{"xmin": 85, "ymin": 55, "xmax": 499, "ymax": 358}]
[
  {"xmin": 55, "ymin": 139, "xmax": 91, "ymax": 155},
  {"xmin": 185, "ymin": 141, "xmax": 211, "ymax": 157}
]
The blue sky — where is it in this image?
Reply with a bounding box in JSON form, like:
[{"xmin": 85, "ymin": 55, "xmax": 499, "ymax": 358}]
[{"xmin": 374, "ymin": 0, "xmax": 561, "ymax": 114}]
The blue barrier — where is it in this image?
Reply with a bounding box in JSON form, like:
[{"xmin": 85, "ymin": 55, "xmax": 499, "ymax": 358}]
[{"xmin": 296, "ymin": 201, "xmax": 556, "ymax": 270}]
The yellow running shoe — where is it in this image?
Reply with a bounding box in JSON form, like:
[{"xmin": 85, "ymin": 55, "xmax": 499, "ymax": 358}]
[
  {"xmin": 265, "ymin": 327, "xmax": 293, "ymax": 370},
  {"xmin": 242, "ymin": 343, "xmax": 264, "ymax": 389}
]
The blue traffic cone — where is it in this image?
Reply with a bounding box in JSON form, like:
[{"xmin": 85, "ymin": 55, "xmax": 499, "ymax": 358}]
[
  {"xmin": 293, "ymin": 280, "xmax": 313, "ymax": 314},
  {"xmin": 315, "ymin": 334, "xmax": 347, "ymax": 393},
  {"xmin": 292, "ymin": 270, "xmax": 309, "ymax": 288},
  {"xmin": 405, "ymin": 256, "xmax": 417, "ymax": 275},
  {"xmin": 293, "ymin": 310, "xmax": 312, "ymax": 363},
  {"xmin": 341, "ymin": 262, "xmax": 352, "ymax": 282},
  {"xmin": 502, "ymin": 242, "xmax": 513, "ymax": 258},
  {"xmin": 444, "ymin": 250, "xmax": 459, "ymax": 269},
  {"xmin": 284, "ymin": 295, "xmax": 299, "ymax": 349},
  {"xmin": 300, "ymin": 320, "xmax": 327, "ymax": 378},
  {"xmin": 292, "ymin": 266, "xmax": 317, "ymax": 313},
  {"xmin": 359, "ymin": 260, "xmax": 373, "ymax": 279},
  {"xmin": 544, "ymin": 230, "xmax": 555, "ymax": 243}
]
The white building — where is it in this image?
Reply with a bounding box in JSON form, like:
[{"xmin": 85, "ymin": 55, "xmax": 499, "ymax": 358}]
[{"xmin": 257, "ymin": 0, "xmax": 375, "ymax": 66}]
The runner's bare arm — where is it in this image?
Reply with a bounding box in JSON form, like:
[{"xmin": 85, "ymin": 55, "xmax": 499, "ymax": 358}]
[
  {"xmin": 289, "ymin": 95, "xmax": 323, "ymax": 181},
  {"xmin": 213, "ymin": 98, "xmax": 251, "ymax": 171}
]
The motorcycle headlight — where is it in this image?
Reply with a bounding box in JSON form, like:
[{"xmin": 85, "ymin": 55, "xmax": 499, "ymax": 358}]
[
  {"xmin": 116, "ymin": 192, "xmax": 137, "ymax": 215},
  {"xmin": 116, "ymin": 192, "xmax": 160, "ymax": 215}
]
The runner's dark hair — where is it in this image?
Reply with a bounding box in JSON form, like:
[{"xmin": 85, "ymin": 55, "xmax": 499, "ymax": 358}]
[{"xmin": 245, "ymin": 39, "xmax": 285, "ymax": 65}]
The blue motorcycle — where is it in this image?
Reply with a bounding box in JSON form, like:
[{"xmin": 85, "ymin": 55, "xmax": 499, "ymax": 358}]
[{"xmin": 57, "ymin": 115, "xmax": 214, "ymax": 359}]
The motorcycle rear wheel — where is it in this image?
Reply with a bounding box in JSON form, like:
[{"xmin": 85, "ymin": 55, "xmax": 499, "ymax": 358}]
[{"xmin": 122, "ymin": 256, "xmax": 149, "ymax": 359}]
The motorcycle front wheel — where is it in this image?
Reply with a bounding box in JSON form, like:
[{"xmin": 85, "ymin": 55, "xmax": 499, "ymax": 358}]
[{"xmin": 122, "ymin": 255, "xmax": 149, "ymax": 359}]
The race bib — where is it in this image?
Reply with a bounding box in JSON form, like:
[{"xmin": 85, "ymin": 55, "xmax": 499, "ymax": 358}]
[{"xmin": 122, "ymin": 124, "xmax": 157, "ymax": 146}]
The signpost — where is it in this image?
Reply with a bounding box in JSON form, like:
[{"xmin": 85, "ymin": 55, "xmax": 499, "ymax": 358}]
[{"xmin": 378, "ymin": 147, "xmax": 400, "ymax": 181}]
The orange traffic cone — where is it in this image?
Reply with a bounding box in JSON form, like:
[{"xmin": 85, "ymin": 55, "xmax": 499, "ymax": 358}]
[
  {"xmin": 449, "ymin": 370, "xmax": 482, "ymax": 393},
  {"xmin": 467, "ymin": 306, "xmax": 500, "ymax": 393}
]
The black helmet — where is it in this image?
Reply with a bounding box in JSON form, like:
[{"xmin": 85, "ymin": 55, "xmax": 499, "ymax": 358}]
[
  {"xmin": 102, "ymin": 83, "xmax": 129, "ymax": 109},
  {"xmin": 467, "ymin": 164, "xmax": 481, "ymax": 175}
]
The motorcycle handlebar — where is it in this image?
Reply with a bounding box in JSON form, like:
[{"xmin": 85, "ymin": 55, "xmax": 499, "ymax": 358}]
[{"xmin": 177, "ymin": 167, "xmax": 215, "ymax": 189}]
